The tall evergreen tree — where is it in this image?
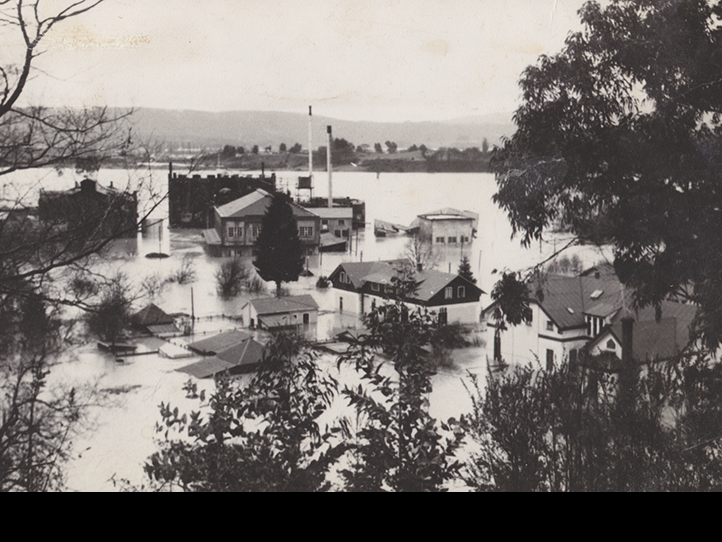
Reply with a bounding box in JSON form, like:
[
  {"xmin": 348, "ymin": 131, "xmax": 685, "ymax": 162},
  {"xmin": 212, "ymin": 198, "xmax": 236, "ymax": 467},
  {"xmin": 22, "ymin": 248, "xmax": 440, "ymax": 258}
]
[
  {"xmin": 457, "ymin": 256, "xmax": 477, "ymax": 284},
  {"xmin": 253, "ymin": 192, "xmax": 305, "ymax": 297}
]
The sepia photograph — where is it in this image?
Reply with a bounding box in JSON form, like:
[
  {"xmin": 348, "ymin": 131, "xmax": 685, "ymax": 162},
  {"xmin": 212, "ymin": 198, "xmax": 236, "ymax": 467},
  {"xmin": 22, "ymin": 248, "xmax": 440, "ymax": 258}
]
[{"xmin": 2, "ymin": 0, "xmax": 721, "ymax": 492}]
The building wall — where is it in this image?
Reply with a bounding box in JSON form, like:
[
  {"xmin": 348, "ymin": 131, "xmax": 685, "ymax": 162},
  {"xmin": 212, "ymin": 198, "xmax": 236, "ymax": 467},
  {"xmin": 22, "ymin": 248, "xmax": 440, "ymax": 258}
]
[
  {"xmin": 483, "ymin": 303, "xmax": 589, "ymax": 367},
  {"xmin": 419, "ymin": 218, "xmax": 474, "ymax": 245}
]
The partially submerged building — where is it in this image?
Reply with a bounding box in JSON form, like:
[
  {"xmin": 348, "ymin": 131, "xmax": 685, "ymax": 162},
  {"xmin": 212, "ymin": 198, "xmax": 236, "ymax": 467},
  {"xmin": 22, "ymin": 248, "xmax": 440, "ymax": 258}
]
[
  {"xmin": 203, "ymin": 189, "xmax": 321, "ymax": 258},
  {"xmin": 177, "ymin": 331, "xmax": 265, "ymax": 379},
  {"xmin": 328, "ymin": 260, "xmax": 484, "ymax": 325},
  {"xmin": 242, "ymin": 295, "xmax": 319, "ymax": 338},
  {"xmin": 38, "ymin": 178, "xmax": 138, "ymax": 239},
  {"xmin": 168, "ymin": 166, "xmax": 275, "ymax": 228},
  {"xmin": 416, "ymin": 208, "xmax": 478, "ymax": 245},
  {"xmin": 130, "ymin": 303, "xmax": 180, "ymax": 337}
]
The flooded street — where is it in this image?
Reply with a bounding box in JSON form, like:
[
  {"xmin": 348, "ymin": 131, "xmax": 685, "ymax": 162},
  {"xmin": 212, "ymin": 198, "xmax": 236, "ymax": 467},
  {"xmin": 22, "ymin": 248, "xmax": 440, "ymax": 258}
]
[{"xmin": 7, "ymin": 166, "xmax": 610, "ymax": 491}]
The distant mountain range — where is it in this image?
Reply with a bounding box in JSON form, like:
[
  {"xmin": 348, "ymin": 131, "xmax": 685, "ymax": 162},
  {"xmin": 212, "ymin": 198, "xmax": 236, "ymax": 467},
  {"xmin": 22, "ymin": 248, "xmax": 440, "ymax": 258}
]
[{"xmin": 125, "ymin": 108, "xmax": 515, "ymax": 151}]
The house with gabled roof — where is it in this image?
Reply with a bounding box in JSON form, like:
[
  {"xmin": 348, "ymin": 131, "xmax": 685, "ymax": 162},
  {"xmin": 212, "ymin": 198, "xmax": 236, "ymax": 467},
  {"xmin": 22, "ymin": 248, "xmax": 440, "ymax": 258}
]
[
  {"xmin": 177, "ymin": 335, "xmax": 265, "ymax": 379},
  {"xmin": 242, "ymin": 295, "xmax": 318, "ymax": 338},
  {"xmin": 482, "ymin": 264, "xmax": 626, "ymax": 368},
  {"xmin": 130, "ymin": 303, "xmax": 180, "ymax": 337},
  {"xmin": 328, "ymin": 260, "xmax": 484, "ymax": 325},
  {"xmin": 587, "ymin": 300, "xmax": 698, "ymax": 371},
  {"xmin": 202, "ymin": 189, "xmax": 320, "ymax": 257}
]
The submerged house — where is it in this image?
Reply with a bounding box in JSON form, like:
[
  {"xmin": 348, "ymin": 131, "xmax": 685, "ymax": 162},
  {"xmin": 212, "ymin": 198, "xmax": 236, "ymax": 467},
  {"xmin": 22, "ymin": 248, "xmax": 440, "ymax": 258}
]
[
  {"xmin": 416, "ymin": 208, "xmax": 478, "ymax": 246},
  {"xmin": 38, "ymin": 178, "xmax": 138, "ymax": 240},
  {"xmin": 328, "ymin": 260, "xmax": 484, "ymax": 325},
  {"xmin": 130, "ymin": 303, "xmax": 179, "ymax": 337},
  {"xmin": 177, "ymin": 335, "xmax": 265, "ymax": 379},
  {"xmin": 242, "ymin": 295, "xmax": 319, "ymax": 338},
  {"xmin": 203, "ymin": 189, "xmax": 321, "ymax": 258},
  {"xmin": 168, "ymin": 166, "xmax": 275, "ymax": 228}
]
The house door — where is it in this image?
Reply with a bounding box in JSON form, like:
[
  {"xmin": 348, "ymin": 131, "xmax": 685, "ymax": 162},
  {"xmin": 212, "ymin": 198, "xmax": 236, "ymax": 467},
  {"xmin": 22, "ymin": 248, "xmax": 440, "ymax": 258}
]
[
  {"xmin": 339, "ymin": 297, "xmax": 343, "ymax": 313},
  {"xmin": 303, "ymin": 313, "xmax": 310, "ymax": 332},
  {"xmin": 359, "ymin": 294, "xmax": 365, "ymax": 315}
]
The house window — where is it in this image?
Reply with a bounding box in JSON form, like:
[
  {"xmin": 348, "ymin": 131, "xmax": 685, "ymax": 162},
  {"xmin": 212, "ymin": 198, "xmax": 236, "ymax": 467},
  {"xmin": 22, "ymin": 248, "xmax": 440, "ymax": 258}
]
[
  {"xmin": 445, "ymin": 287, "xmax": 453, "ymax": 300},
  {"xmin": 228, "ymin": 227, "xmax": 235, "ymax": 238},
  {"xmin": 322, "ymin": 219, "xmax": 329, "ymax": 226},
  {"xmin": 300, "ymin": 226, "xmax": 314, "ymax": 238},
  {"xmin": 448, "ymin": 237, "xmax": 457, "ymax": 244},
  {"xmin": 526, "ymin": 311, "xmax": 533, "ymax": 326},
  {"xmin": 457, "ymin": 286, "xmax": 465, "ymax": 298},
  {"xmin": 371, "ymin": 283, "xmax": 380, "ymax": 292},
  {"xmin": 546, "ymin": 349, "xmax": 554, "ymax": 371},
  {"xmin": 546, "ymin": 321, "xmax": 554, "ymax": 332},
  {"xmin": 251, "ymin": 225, "xmax": 260, "ymax": 239},
  {"xmin": 340, "ymin": 272, "xmax": 346, "ymax": 284},
  {"xmin": 385, "ymin": 284, "xmax": 393, "ymax": 294},
  {"xmin": 436, "ymin": 237, "xmax": 445, "ymax": 244},
  {"xmin": 237, "ymin": 227, "xmax": 243, "ymax": 239},
  {"xmin": 606, "ymin": 339, "xmax": 616, "ymax": 350},
  {"xmin": 338, "ymin": 220, "xmax": 345, "ymax": 226}
]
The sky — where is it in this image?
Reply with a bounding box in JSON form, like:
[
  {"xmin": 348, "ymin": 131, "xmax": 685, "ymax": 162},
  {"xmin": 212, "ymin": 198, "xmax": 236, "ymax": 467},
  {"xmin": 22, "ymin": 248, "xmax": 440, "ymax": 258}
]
[{"xmin": 8, "ymin": 0, "xmax": 590, "ymax": 123}]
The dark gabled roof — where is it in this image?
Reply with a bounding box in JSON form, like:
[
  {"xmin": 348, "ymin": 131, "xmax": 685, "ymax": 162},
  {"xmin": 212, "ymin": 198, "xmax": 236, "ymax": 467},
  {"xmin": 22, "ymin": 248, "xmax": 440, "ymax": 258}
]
[
  {"xmin": 178, "ymin": 337, "xmax": 265, "ymax": 379},
  {"xmin": 590, "ymin": 300, "xmax": 698, "ymax": 363},
  {"xmin": 331, "ymin": 260, "xmax": 484, "ymax": 302},
  {"xmin": 188, "ymin": 330, "xmax": 252, "ymax": 355},
  {"xmin": 533, "ymin": 264, "xmax": 623, "ymax": 329},
  {"xmin": 216, "ymin": 339, "xmax": 265, "ymax": 366},
  {"xmin": 249, "ymin": 295, "xmax": 319, "ymax": 315},
  {"xmin": 331, "ymin": 260, "xmax": 407, "ymax": 289},
  {"xmin": 131, "ymin": 303, "xmax": 175, "ymax": 326}
]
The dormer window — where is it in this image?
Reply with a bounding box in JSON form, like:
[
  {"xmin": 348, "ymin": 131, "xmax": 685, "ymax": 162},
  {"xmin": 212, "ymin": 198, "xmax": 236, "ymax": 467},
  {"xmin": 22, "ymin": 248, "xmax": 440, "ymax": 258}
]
[
  {"xmin": 590, "ymin": 290, "xmax": 603, "ymax": 300},
  {"xmin": 606, "ymin": 339, "xmax": 616, "ymax": 350}
]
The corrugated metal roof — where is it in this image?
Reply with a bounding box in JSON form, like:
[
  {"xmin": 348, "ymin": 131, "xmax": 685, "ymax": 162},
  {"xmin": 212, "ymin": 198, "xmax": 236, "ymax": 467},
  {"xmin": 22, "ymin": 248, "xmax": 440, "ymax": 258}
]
[{"xmin": 250, "ymin": 295, "xmax": 319, "ymax": 315}]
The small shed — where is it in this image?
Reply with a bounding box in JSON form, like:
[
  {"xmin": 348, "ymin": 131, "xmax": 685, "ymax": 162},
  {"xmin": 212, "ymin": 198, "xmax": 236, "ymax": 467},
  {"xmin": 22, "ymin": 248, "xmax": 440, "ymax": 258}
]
[{"xmin": 244, "ymin": 295, "xmax": 319, "ymax": 336}]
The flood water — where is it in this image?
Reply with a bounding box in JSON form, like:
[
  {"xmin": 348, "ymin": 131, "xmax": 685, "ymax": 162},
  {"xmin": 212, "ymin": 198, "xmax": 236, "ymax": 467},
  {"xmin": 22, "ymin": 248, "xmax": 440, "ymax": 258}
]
[{"xmin": 4, "ymin": 166, "xmax": 611, "ymax": 491}]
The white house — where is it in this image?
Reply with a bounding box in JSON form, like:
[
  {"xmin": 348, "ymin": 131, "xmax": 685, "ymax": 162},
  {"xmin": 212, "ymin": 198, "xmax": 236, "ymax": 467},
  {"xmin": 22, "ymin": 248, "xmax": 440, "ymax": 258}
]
[
  {"xmin": 328, "ymin": 260, "xmax": 484, "ymax": 325},
  {"xmin": 482, "ymin": 265, "xmax": 626, "ymax": 368},
  {"xmin": 242, "ymin": 295, "xmax": 319, "ymax": 338}
]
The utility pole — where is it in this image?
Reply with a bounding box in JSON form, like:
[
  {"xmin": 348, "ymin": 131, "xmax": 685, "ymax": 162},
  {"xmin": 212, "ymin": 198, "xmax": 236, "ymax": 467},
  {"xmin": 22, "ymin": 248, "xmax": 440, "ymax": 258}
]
[{"xmin": 327, "ymin": 126, "xmax": 333, "ymax": 209}]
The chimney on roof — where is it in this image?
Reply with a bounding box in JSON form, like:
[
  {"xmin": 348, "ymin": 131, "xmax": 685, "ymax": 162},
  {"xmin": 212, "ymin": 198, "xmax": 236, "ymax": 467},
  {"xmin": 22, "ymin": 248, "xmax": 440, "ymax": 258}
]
[{"xmin": 594, "ymin": 271, "xmax": 601, "ymax": 279}]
